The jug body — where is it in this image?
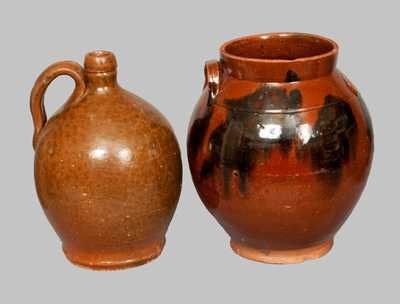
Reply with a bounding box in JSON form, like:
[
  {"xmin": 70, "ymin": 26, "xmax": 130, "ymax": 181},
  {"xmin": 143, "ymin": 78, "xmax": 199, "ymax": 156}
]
[
  {"xmin": 31, "ymin": 51, "xmax": 182, "ymax": 269},
  {"xmin": 188, "ymin": 33, "xmax": 373, "ymax": 264}
]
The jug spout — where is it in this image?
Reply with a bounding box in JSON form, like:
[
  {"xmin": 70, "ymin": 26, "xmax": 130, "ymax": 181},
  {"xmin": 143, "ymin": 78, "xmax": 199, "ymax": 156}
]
[{"xmin": 84, "ymin": 50, "xmax": 118, "ymax": 91}]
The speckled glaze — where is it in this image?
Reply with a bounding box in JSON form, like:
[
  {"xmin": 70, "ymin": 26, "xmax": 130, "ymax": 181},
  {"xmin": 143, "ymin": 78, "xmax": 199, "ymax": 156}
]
[
  {"xmin": 188, "ymin": 33, "xmax": 373, "ymax": 264},
  {"xmin": 30, "ymin": 51, "xmax": 182, "ymax": 270}
]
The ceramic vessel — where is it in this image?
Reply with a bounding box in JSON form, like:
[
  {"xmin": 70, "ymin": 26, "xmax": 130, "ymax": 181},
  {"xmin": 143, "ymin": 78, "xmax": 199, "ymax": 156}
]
[
  {"xmin": 188, "ymin": 33, "xmax": 373, "ymax": 264},
  {"xmin": 31, "ymin": 51, "xmax": 182, "ymax": 269}
]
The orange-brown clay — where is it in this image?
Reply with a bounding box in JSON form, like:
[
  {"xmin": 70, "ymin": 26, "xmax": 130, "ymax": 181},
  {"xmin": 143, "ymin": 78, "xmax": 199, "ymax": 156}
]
[
  {"xmin": 188, "ymin": 33, "xmax": 373, "ymax": 264},
  {"xmin": 30, "ymin": 51, "xmax": 182, "ymax": 270},
  {"xmin": 230, "ymin": 239, "xmax": 333, "ymax": 264}
]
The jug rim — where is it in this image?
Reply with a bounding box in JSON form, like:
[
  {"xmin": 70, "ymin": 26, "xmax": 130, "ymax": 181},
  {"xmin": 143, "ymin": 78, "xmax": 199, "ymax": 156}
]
[{"xmin": 84, "ymin": 50, "xmax": 117, "ymax": 73}]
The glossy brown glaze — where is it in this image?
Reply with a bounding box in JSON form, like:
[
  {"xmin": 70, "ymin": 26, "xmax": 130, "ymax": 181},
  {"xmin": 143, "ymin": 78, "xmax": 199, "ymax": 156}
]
[
  {"xmin": 188, "ymin": 33, "xmax": 373, "ymax": 264},
  {"xmin": 31, "ymin": 51, "xmax": 182, "ymax": 270}
]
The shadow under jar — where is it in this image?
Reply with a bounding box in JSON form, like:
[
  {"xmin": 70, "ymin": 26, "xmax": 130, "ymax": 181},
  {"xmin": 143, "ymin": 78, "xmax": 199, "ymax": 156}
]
[{"xmin": 187, "ymin": 33, "xmax": 373, "ymax": 264}]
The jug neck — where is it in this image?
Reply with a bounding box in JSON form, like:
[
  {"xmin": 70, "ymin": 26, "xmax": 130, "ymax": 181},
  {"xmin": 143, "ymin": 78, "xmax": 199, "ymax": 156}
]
[
  {"xmin": 85, "ymin": 71, "xmax": 118, "ymax": 92},
  {"xmin": 83, "ymin": 50, "xmax": 119, "ymax": 92},
  {"xmin": 220, "ymin": 32, "xmax": 338, "ymax": 83}
]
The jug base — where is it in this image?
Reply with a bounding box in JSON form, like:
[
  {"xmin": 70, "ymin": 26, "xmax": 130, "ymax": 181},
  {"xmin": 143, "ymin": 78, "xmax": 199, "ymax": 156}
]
[
  {"xmin": 62, "ymin": 238, "xmax": 165, "ymax": 270},
  {"xmin": 230, "ymin": 239, "xmax": 333, "ymax": 264}
]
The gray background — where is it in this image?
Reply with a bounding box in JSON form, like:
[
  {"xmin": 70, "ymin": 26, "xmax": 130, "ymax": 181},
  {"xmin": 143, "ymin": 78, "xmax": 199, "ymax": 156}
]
[{"xmin": 0, "ymin": 0, "xmax": 398, "ymax": 302}]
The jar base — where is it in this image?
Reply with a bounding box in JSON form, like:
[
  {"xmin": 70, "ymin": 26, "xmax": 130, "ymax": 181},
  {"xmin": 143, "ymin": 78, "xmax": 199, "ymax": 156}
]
[
  {"xmin": 63, "ymin": 238, "xmax": 165, "ymax": 270},
  {"xmin": 230, "ymin": 239, "xmax": 333, "ymax": 264}
]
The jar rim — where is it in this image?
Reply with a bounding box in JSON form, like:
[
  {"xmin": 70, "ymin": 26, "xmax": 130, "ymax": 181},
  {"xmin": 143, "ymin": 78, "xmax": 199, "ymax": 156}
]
[{"xmin": 220, "ymin": 32, "xmax": 338, "ymax": 82}]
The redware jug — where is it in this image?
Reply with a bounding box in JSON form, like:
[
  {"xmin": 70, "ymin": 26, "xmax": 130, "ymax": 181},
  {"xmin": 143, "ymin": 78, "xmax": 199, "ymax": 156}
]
[
  {"xmin": 188, "ymin": 33, "xmax": 373, "ymax": 264},
  {"xmin": 30, "ymin": 51, "xmax": 182, "ymax": 269}
]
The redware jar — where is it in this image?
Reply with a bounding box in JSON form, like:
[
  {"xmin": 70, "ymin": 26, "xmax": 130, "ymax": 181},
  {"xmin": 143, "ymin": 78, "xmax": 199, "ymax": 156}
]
[{"xmin": 187, "ymin": 33, "xmax": 373, "ymax": 264}]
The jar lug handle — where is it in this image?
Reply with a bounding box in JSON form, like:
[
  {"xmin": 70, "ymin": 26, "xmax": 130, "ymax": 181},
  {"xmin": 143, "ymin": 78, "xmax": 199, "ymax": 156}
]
[{"xmin": 204, "ymin": 60, "xmax": 222, "ymax": 104}]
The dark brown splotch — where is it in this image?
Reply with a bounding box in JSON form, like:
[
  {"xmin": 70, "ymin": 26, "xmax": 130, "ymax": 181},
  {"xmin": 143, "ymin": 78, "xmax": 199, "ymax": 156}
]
[
  {"xmin": 187, "ymin": 90, "xmax": 214, "ymax": 160},
  {"xmin": 309, "ymin": 95, "xmax": 357, "ymax": 187},
  {"xmin": 224, "ymin": 85, "xmax": 302, "ymax": 111},
  {"xmin": 199, "ymin": 85, "xmax": 303, "ymax": 197},
  {"xmin": 195, "ymin": 88, "xmax": 358, "ymax": 198},
  {"xmin": 285, "ymin": 70, "xmax": 300, "ymax": 82},
  {"xmin": 199, "ymin": 122, "xmax": 225, "ymax": 179},
  {"xmin": 357, "ymin": 94, "xmax": 373, "ymax": 142}
]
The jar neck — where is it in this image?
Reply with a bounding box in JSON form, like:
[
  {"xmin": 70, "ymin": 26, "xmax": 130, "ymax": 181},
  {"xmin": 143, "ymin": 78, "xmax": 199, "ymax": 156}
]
[
  {"xmin": 220, "ymin": 33, "xmax": 338, "ymax": 82},
  {"xmin": 85, "ymin": 71, "xmax": 118, "ymax": 93}
]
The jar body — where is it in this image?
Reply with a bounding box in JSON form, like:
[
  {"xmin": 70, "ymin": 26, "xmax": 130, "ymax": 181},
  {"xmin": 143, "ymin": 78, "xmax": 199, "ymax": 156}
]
[{"xmin": 188, "ymin": 68, "xmax": 373, "ymax": 262}]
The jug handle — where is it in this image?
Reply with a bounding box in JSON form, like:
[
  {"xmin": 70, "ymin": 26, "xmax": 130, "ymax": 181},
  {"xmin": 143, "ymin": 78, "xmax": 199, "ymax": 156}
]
[
  {"xmin": 30, "ymin": 61, "xmax": 86, "ymax": 149},
  {"xmin": 203, "ymin": 60, "xmax": 221, "ymax": 105}
]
